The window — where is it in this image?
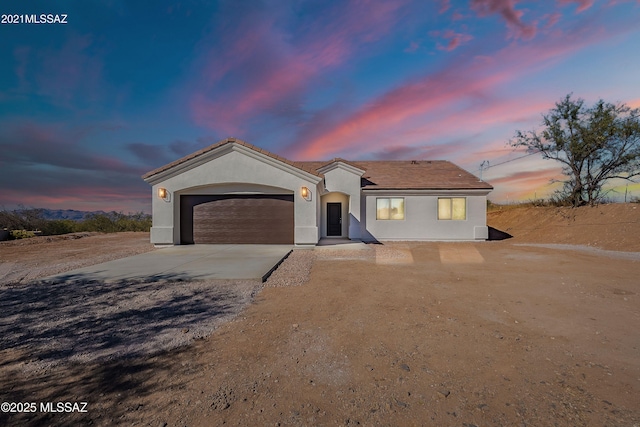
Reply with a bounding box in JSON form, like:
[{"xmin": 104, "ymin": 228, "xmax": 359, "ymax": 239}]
[
  {"xmin": 376, "ymin": 198, "xmax": 405, "ymax": 220},
  {"xmin": 438, "ymin": 198, "xmax": 466, "ymax": 220}
]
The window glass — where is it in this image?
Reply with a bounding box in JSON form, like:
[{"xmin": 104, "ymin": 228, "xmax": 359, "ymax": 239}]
[
  {"xmin": 376, "ymin": 198, "xmax": 390, "ymax": 220},
  {"xmin": 438, "ymin": 198, "xmax": 451, "ymax": 220},
  {"xmin": 377, "ymin": 198, "xmax": 404, "ymax": 220},
  {"xmin": 452, "ymin": 198, "xmax": 466, "ymax": 220},
  {"xmin": 438, "ymin": 198, "xmax": 466, "ymax": 220},
  {"xmin": 390, "ymin": 198, "xmax": 404, "ymax": 220}
]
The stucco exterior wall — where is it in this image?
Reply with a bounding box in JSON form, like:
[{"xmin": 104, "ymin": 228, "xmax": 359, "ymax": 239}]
[
  {"xmin": 148, "ymin": 149, "xmax": 320, "ymax": 245},
  {"xmin": 361, "ymin": 191, "xmax": 489, "ymax": 241}
]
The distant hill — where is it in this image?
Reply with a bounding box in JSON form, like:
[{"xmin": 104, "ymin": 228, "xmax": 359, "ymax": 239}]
[{"xmin": 31, "ymin": 209, "xmax": 108, "ymax": 221}]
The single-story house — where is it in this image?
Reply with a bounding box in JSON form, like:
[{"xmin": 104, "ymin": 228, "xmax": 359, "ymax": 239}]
[{"xmin": 142, "ymin": 138, "xmax": 493, "ymax": 246}]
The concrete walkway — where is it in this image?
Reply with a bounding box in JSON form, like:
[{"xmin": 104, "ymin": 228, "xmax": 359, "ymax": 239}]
[
  {"xmin": 315, "ymin": 238, "xmax": 370, "ymax": 250},
  {"xmin": 45, "ymin": 245, "xmax": 293, "ymax": 283}
]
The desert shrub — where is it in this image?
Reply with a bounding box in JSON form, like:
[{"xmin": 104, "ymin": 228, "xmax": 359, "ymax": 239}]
[
  {"xmin": 0, "ymin": 208, "xmax": 151, "ymax": 235},
  {"xmin": 528, "ymin": 198, "xmax": 548, "ymax": 207},
  {"xmin": 76, "ymin": 212, "xmax": 151, "ymax": 233},
  {"xmin": 547, "ymin": 193, "xmax": 574, "ymax": 207},
  {"xmin": 77, "ymin": 213, "xmax": 120, "ymax": 233},
  {"xmin": 40, "ymin": 219, "xmax": 77, "ymax": 235},
  {"xmin": 0, "ymin": 208, "xmax": 47, "ymax": 231},
  {"xmin": 10, "ymin": 230, "xmax": 36, "ymax": 239},
  {"xmin": 113, "ymin": 212, "xmax": 152, "ymax": 232},
  {"xmin": 487, "ymin": 200, "xmax": 497, "ymax": 211}
]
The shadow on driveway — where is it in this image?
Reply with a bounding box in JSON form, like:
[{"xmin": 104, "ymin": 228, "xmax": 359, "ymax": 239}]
[{"xmin": 0, "ymin": 273, "xmax": 261, "ymax": 366}]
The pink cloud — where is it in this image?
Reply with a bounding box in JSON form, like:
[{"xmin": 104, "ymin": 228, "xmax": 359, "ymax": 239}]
[
  {"xmin": 470, "ymin": 0, "xmax": 537, "ymax": 39},
  {"xmin": 189, "ymin": 1, "xmax": 410, "ymax": 134},
  {"xmin": 368, "ymin": 139, "xmax": 471, "ymax": 161},
  {"xmin": 558, "ymin": 0, "xmax": 595, "ymax": 12},
  {"xmin": 452, "ymin": 11, "xmax": 466, "ymax": 21},
  {"xmin": 435, "ymin": 30, "xmax": 474, "ymax": 51},
  {"xmin": 0, "ymin": 188, "xmax": 150, "ymax": 213},
  {"xmin": 485, "ymin": 165, "xmax": 564, "ymax": 201},
  {"xmin": 0, "ymin": 119, "xmax": 152, "ymax": 212},
  {"xmin": 0, "ymin": 121, "xmax": 137, "ymax": 174},
  {"xmin": 489, "ymin": 169, "xmax": 558, "ymax": 186},
  {"xmin": 544, "ymin": 12, "xmax": 562, "ymax": 29},
  {"xmin": 288, "ymin": 28, "xmax": 598, "ymax": 160},
  {"xmin": 404, "ymin": 40, "xmax": 421, "ymax": 53}
]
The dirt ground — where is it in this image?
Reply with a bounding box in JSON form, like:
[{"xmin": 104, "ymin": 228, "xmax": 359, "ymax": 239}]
[
  {"xmin": 487, "ymin": 203, "xmax": 640, "ymax": 252},
  {"xmin": 0, "ymin": 205, "xmax": 639, "ymax": 426}
]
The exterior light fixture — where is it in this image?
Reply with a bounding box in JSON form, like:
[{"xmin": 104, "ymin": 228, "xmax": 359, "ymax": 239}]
[
  {"xmin": 158, "ymin": 187, "xmax": 168, "ymax": 200},
  {"xmin": 301, "ymin": 186, "xmax": 311, "ymax": 201}
]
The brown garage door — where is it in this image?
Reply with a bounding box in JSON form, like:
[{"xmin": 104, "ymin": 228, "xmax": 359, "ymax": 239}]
[{"xmin": 180, "ymin": 195, "xmax": 294, "ymax": 244}]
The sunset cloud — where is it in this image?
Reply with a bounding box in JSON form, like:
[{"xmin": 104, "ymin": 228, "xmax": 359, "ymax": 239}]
[
  {"xmin": 558, "ymin": 0, "xmax": 595, "ymax": 12},
  {"xmin": 287, "ymin": 24, "xmax": 601, "ymax": 161},
  {"xmin": 1, "ymin": 1, "xmax": 639, "ymax": 211},
  {"xmin": 0, "ymin": 121, "xmax": 148, "ymax": 211},
  {"xmin": 189, "ymin": 0, "xmax": 410, "ymax": 135},
  {"xmin": 470, "ymin": 0, "xmax": 537, "ymax": 39},
  {"xmin": 433, "ymin": 30, "xmax": 474, "ymax": 51}
]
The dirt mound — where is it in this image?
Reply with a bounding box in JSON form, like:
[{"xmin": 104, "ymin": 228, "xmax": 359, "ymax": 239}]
[{"xmin": 487, "ymin": 203, "xmax": 640, "ymax": 252}]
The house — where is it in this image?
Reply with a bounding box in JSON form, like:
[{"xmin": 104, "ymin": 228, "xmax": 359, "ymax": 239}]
[{"xmin": 142, "ymin": 138, "xmax": 493, "ymax": 246}]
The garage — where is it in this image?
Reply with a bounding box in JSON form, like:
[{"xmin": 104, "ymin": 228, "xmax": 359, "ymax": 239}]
[{"xmin": 180, "ymin": 194, "xmax": 294, "ymax": 244}]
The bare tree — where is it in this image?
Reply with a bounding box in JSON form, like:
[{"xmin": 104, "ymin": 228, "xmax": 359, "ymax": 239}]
[{"xmin": 511, "ymin": 94, "xmax": 640, "ymax": 206}]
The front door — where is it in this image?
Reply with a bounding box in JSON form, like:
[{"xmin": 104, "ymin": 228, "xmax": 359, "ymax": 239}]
[{"xmin": 327, "ymin": 202, "xmax": 342, "ymax": 236}]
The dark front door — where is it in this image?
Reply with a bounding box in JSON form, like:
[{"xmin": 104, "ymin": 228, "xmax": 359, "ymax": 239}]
[{"xmin": 327, "ymin": 202, "xmax": 342, "ymax": 236}]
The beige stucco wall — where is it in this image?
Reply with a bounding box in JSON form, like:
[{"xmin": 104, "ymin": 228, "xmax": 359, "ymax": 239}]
[{"xmin": 361, "ymin": 191, "xmax": 489, "ymax": 241}]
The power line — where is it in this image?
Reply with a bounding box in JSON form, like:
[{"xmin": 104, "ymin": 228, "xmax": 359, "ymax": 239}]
[{"xmin": 474, "ymin": 150, "xmax": 541, "ymax": 174}]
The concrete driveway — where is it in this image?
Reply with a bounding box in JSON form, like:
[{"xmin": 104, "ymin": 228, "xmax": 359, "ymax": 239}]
[{"xmin": 45, "ymin": 244, "xmax": 293, "ymax": 283}]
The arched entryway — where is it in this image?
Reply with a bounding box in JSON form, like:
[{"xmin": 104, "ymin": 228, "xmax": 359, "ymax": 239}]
[{"xmin": 320, "ymin": 192, "xmax": 350, "ymax": 238}]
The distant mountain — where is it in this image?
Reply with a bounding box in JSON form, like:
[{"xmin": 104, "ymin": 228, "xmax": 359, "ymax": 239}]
[{"xmin": 37, "ymin": 209, "xmax": 108, "ymax": 221}]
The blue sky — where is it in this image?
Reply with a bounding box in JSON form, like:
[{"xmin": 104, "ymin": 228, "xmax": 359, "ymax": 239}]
[{"xmin": 1, "ymin": 0, "xmax": 639, "ymax": 212}]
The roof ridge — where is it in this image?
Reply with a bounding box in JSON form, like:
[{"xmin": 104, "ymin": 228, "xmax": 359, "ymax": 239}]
[{"xmin": 142, "ymin": 138, "xmax": 322, "ymax": 180}]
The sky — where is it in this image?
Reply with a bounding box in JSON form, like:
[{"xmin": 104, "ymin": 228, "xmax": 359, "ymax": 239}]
[{"xmin": 1, "ymin": 0, "xmax": 640, "ymax": 213}]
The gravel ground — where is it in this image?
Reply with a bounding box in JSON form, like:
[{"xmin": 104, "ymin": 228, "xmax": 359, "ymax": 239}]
[
  {"xmin": 263, "ymin": 250, "xmax": 316, "ymax": 287},
  {"xmin": 0, "ymin": 277, "xmax": 261, "ymax": 370}
]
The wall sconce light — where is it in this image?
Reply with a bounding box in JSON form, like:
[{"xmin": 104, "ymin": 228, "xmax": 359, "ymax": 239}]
[
  {"xmin": 158, "ymin": 187, "xmax": 168, "ymax": 200},
  {"xmin": 300, "ymin": 186, "xmax": 311, "ymax": 201}
]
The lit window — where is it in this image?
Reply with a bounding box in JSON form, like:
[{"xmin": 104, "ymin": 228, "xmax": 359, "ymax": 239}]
[
  {"xmin": 438, "ymin": 198, "xmax": 466, "ymax": 220},
  {"xmin": 377, "ymin": 198, "xmax": 405, "ymax": 220}
]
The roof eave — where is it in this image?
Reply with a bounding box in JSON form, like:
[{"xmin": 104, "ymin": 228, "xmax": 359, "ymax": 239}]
[{"xmin": 143, "ymin": 140, "xmax": 323, "ymax": 185}]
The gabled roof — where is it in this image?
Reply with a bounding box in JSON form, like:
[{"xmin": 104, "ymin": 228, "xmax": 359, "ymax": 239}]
[
  {"xmin": 293, "ymin": 160, "xmax": 492, "ymax": 190},
  {"xmin": 142, "ymin": 138, "xmax": 322, "ymax": 180},
  {"xmin": 142, "ymin": 139, "xmax": 492, "ymax": 190},
  {"xmin": 315, "ymin": 158, "xmax": 366, "ymax": 173},
  {"xmin": 352, "ymin": 160, "xmax": 492, "ymax": 190}
]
